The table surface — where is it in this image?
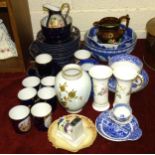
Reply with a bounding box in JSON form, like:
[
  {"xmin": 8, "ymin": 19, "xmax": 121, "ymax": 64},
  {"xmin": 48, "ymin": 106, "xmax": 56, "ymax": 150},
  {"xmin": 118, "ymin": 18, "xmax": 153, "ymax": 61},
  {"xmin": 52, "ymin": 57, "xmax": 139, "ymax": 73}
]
[{"xmin": 0, "ymin": 40, "xmax": 155, "ymax": 154}]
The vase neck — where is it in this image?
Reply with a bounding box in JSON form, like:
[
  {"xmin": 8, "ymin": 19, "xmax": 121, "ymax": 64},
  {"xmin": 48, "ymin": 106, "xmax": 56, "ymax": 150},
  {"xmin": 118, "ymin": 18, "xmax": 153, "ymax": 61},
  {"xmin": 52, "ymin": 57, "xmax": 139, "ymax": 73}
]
[{"xmin": 62, "ymin": 64, "xmax": 82, "ymax": 80}]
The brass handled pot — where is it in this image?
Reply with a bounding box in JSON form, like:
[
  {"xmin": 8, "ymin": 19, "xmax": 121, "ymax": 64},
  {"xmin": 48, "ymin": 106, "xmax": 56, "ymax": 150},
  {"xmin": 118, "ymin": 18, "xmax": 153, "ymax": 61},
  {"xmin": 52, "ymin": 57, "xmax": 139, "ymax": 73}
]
[{"xmin": 93, "ymin": 15, "xmax": 130, "ymax": 43}]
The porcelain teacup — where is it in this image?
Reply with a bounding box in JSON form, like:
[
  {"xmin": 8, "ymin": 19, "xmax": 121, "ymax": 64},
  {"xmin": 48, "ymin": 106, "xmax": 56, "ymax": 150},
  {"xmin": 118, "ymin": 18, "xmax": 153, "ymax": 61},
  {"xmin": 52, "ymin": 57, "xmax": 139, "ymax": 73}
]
[
  {"xmin": 41, "ymin": 76, "xmax": 55, "ymax": 87},
  {"xmin": 74, "ymin": 49, "xmax": 92, "ymax": 64},
  {"xmin": 31, "ymin": 102, "xmax": 52, "ymax": 131},
  {"xmin": 111, "ymin": 103, "xmax": 132, "ymax": 124},
  {"xmin": 109, "ymin": 54, "xmax": 144, "ymax": 86}
]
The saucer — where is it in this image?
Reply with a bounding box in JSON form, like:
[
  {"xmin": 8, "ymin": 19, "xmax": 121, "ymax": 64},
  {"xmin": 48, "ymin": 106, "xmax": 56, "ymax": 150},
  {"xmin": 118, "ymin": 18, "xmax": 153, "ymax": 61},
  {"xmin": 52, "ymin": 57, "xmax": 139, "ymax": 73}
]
[
  {"xmin": 128, "ymin": 128, "xmax": 142, "ymax": 141},
  {"xmin": 48, "ymin": 114, "xmax": 97, "ymax": 152},
  {"xmin": 108, "ymin": 69, "xmax": 149, "ymax": 93},
  {"xmin": 95, "ymin": 111, "xmax": 142, "ymax": 142}
]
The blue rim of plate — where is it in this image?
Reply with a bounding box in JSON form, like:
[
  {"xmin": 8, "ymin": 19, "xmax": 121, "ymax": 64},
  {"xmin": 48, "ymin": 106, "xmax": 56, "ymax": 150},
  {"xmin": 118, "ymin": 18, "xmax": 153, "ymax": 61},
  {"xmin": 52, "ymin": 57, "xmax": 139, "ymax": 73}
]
[
  {"xmin": 108, "ymin": 69, "xmax": 149, "ymax": 93},
  {"xmin": 95, "ymin": 110, "xmax": 142, "ymax": 141},
  {"xmin": 84, "ymin": 36, "xmax": 137, "ymax": 54},
  {"xmin": 128, "ymin": 128, "xmax": 142, "ymax": 141}
]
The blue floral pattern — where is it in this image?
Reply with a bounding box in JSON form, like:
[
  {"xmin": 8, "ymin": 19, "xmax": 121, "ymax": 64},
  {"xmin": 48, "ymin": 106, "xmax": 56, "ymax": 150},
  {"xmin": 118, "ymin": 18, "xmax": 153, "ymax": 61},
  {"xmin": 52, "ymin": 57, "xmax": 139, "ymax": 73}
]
[
  {"xmin": 95, "ymin": 110, "xmax": 142, "ymax": 141},
  {"xmin": 108, "ymin": 54, "xmax": 143, "ymax": 69},
  {"xmin": 84, "ymin": 26, "xmax": 137, "ymax": 61}
]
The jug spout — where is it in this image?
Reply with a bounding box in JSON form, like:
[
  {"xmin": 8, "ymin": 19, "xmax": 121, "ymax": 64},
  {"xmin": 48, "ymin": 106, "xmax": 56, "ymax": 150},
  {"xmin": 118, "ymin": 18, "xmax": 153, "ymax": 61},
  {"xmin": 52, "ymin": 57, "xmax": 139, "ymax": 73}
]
[{"xmin": 43, "ymin": 4, "xmax": 60, "ymax": 13}]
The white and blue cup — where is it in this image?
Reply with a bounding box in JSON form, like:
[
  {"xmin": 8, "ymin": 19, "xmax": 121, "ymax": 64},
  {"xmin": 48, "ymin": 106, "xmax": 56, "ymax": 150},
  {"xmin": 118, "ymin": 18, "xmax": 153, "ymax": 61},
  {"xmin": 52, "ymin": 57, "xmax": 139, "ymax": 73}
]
[
  {"xmin": 79, "ymin": 58, "xmax": 98, "ymax": 72},
  {"xmin": 17, "ymin": 87, "xmax": 37, "ymax": 107},
  {"xmin": 22, "ymin": 76, "xmax": 40, "ymax": 90},
  {"xmin": 74, "ymin": 49, "xmax": 91, "ymax": 64},
  {"xmin": 111, "ymin": 103, "xmax": 132, "ymax": 124},
  {"xmin": 8, "ymin": 105, "xmax": 31, "ymax": 134},
  {"xmin": 108, "ymin": 54, "xmax": 144, "ymax": 86},
  {"xmin": 40, "ymin": 76, "xmax": 55, "ymax": 88},
  {"xmin": 37, "ymin": 87, "xmax": 57, "ymax": 111},
  {"xmin": 31, "ymin": 102, "xmax": 52, "ymax": 131},
  {"xmin": 109, "ymin": 54, "xmax": 143, "ymax": 73},
  {"xmin": 35, "ymin": 53, "xmax": 54, "ymax": 77}
]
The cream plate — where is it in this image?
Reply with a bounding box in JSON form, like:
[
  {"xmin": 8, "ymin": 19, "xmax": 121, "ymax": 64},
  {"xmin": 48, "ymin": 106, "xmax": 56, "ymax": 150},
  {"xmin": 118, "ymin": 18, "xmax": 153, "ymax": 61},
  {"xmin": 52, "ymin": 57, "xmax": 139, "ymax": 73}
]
[{"xmin": 48, "ymin": 114, "xmax": 97, "ymax": 152}]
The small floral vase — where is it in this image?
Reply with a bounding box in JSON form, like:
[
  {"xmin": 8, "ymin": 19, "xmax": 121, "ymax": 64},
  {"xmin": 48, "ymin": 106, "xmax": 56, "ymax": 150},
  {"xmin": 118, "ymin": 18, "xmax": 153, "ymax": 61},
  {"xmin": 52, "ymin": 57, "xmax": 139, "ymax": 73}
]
[
  {"xmin": 89, "ymin": 65, "xmax": 112, "ymax": 111},
  {"xmin": 113, "ymin": 66, "xmax": 143, "ymax": 105},
  {"xmin": 55, "ymin": 64, "xmax": 91, "ymax": 113},
  {"xmin": 0, "ymin": 19, "xmax": 18, "ymax": 60}
]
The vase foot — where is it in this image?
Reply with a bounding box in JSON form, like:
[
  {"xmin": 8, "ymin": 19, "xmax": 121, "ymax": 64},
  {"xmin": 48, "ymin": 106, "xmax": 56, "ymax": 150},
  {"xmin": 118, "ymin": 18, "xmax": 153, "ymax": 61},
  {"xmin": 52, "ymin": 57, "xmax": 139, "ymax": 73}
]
[
  {"xmin": 67, "ymin": 109, "xmax": 82, "ymax": 113},
  {"xmin": 92, "ymin": 103, "xmax": 110, "ymax": 112}
]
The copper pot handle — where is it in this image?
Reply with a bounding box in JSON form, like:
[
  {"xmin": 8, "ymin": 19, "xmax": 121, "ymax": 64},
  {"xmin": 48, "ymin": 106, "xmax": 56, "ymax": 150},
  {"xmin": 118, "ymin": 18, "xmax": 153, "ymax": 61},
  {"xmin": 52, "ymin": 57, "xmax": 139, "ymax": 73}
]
[
  {"xmin": 119, "ymin": 14, "xmax": 130, "ymax": 31},
  {"xmin": 93, "ymin": 21, "xmax": 100, "ymax": 27}
]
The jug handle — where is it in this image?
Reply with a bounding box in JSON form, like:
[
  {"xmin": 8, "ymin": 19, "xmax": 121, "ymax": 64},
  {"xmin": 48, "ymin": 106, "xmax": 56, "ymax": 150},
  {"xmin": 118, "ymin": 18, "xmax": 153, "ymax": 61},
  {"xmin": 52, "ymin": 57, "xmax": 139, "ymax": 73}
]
[
  {"xmin": 93, "ymin": 21, "xmax": 100, "ymax": 27},
  {"xmin": 46, "ymin": 10, "xmax": 53, "ymax": 27},
  {"xmin": 119, "ymin": 15, "xmax": 130, "ymax": 31},
  {"xmin": 60, "ymin": 3, "xmax": 70, "ymax": 19}
]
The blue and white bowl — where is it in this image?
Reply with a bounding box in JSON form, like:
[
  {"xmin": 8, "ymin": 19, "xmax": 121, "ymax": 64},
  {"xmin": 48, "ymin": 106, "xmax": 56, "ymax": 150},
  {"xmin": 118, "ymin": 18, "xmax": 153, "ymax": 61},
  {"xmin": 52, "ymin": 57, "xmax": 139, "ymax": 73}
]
[
  {"xmin": 108, "ymin": 54, "xmax": 143, "ymax": 72},
  {"xmin": 86, "ymin": 25, "xmax": 136, "ymax": 49},
  {"xmin": 84, "ymin": 26, "xmax": 137, "ymax": 61}
]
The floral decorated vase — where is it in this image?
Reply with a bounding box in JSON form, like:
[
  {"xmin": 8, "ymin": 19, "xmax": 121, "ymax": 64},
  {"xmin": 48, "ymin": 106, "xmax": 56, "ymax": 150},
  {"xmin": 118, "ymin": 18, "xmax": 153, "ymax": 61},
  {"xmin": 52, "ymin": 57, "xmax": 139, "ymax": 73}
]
[{"xmin": 55, "ymin": 64, "xmax": 91, "ymax": 113}]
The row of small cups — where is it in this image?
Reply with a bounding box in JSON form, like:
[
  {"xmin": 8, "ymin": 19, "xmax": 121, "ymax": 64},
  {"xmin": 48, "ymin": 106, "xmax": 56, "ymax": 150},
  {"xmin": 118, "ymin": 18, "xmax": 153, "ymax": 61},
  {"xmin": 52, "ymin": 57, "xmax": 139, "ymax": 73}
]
[
  {"xmin": 8, "ymin": 75, "xmax": 56, "ymax": 134},
  {"xmin": 8, "ymin": 102, "xmax": 52, "ymax": 133},
  {"xmin": 18, "ymin": 76, "xmax": 56, "ymax": 109},
  {"xmin": 22, "ymin": 75, "xmax": 55, "ymax": 89}
]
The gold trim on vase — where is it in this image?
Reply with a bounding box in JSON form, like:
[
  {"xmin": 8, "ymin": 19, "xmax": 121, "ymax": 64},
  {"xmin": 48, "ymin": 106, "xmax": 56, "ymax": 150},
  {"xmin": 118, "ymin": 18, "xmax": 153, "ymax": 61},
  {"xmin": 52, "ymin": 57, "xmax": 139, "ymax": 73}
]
[{"xmin": 62, "ymin": 64, "xmax": 82, "ymax": 80}]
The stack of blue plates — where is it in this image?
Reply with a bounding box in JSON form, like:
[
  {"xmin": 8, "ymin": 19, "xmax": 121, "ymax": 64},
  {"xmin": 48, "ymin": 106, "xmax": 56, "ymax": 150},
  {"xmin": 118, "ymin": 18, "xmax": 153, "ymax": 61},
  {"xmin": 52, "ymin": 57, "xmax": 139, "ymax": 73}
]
[
  {"xmin": 84, "ymin": 26, "xmax": 137, "ymax": 62},
  {"xmin": 29, "ymin": 26, "xmax": 80, "ymax": 67}
]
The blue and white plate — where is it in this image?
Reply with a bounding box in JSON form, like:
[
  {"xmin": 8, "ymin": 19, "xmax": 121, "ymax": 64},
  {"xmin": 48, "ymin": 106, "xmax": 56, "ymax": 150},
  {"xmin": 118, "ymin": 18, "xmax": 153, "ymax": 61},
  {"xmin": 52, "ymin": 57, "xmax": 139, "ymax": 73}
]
[
  {"xmin": 108, "ymin": 69, "xmax": 149, "ymax": 93},
  {"xmin": 128, "ymin": 128, "xmax": 142, "ymax": 141},
  {"xmin": 95, "ymin": 110, "xmax": 142, "ymax": 141}
]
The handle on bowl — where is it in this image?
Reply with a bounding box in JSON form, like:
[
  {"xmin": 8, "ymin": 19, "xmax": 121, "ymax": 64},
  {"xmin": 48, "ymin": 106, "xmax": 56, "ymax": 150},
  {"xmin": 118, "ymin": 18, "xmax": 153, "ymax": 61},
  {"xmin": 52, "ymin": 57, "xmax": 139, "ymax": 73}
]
[{"xmin": 119, "ymin": 14, "xmax": 130, "ymax": 31}]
